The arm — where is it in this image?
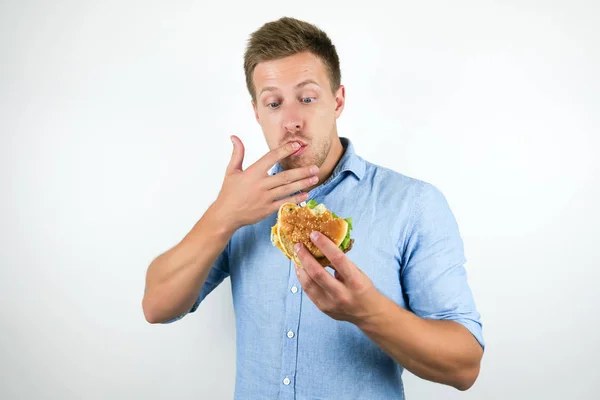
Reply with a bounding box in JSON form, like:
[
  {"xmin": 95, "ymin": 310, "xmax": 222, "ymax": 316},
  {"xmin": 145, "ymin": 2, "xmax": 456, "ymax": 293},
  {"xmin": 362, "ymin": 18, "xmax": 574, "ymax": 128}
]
[
  {"xmin": 355, "ymin": 292, "xmax": 483, "ymax": 390},
  {"xmin": 386, "ymin": 180, "xmax": 485, "ymax": 389},
  {"xmin": 294, "ymin": 238, "xmax": 483, "ymax": 391},
  {"xmin": 142, "ymin": 136, "xmax": 320, "ymax": 323},
  {"xmin": 294, "ymin": 182, "xmax": 484, "ymax": 391},
  {"xmin": 142, "ymin": 203, "xmax": 234, "ymax": 324}
]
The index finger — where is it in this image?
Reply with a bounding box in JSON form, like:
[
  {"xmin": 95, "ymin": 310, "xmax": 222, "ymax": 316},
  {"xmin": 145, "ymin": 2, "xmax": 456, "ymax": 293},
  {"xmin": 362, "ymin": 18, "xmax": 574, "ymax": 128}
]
[
  {"xmin": 294, "ymin": 242, "xmax": 345, "ymax": 296},
  {"xmin": 249, "ymin": 141, "xmax": 302, "ymax": 173},
  {"xmin": 309, "ymin": 231, "xmax": 354, "ymax": 281}
]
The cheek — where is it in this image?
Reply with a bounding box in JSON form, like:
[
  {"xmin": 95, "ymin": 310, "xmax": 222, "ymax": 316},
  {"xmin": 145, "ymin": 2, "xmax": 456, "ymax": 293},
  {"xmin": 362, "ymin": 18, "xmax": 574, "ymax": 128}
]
[
  {"xmin": 257, "ymin": 111, "xmax": 279, "ymax": 131},
  {"xmin": 311, "ymin": 107, "xmax": 335, "ymax": 129},
  {"xmin": 259, "ymin": 111, "xmax": 283, "ymax": 129},
  {"xmin": 313, "ymin": 100, "xmax": 336, "ymax": 120},
  {"xmin": 259, "ymin": 118, "xmax": 284, "ymax": 147}
]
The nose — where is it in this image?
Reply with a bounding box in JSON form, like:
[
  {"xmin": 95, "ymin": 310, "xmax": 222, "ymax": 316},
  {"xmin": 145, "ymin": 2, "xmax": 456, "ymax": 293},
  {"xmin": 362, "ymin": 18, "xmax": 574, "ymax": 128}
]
[{"xmin": 282, "ymin": 105, "xmax": 303, "ymax": 133}]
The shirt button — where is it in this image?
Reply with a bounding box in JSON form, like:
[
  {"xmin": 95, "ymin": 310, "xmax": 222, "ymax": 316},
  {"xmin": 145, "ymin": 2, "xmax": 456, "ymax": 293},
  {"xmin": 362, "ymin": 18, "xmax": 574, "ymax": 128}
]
[
  {"xmin": 291, "ymin": 286, "xmax": 298, "ymax": 294},
  {"xmin": 287, "ymin": 330, "xmax": 295, "ymax": 338},
  {"xmin": 283, "ymin": 377, "xmax": 291, "ymax": 385}
]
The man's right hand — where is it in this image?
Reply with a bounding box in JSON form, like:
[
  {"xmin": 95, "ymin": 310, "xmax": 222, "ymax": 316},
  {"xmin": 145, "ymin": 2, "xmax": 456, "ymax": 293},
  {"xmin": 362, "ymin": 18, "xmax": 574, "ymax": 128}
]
[
  {"xmin": 212, "ymin": 135, "xmax": 319, "ymax": 232},
  {"xmin": 142, "ymin": 135, "xmax": 318, "ymax": 323}
]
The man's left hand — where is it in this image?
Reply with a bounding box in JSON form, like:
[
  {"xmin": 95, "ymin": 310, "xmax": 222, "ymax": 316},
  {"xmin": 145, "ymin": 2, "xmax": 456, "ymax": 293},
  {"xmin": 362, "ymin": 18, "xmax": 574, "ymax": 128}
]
[{"xmin": 294, "ymin": 231, "xmax": 383, "ymax": 325}]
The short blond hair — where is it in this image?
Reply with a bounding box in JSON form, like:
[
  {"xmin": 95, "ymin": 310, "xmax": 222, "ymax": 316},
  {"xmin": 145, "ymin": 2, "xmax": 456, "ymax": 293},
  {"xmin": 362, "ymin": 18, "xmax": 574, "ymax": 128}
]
[{"xmin": 243, "ymin": 17, "xmax": 341, "ymax": 101}]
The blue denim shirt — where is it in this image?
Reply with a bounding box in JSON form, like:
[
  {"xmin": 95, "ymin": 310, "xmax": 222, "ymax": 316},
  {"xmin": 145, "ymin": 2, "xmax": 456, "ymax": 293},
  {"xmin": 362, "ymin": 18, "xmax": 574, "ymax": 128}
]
[{"xmin": 174, "ymin": 137, "xmax": 484, "ymax": 399}]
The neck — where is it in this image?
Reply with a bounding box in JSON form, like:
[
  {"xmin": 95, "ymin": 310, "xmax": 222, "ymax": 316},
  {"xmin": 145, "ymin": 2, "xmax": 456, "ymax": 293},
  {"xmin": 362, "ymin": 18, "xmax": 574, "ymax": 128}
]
[{"xmin": 306, "ymin": 136, "xmax": 344, "ymax": 193}]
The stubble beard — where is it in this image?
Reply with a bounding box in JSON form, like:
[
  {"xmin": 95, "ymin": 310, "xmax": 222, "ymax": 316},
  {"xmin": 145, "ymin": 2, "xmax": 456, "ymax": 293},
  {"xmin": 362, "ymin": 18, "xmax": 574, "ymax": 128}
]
[{"xmin": 280, "ymin": 135, "xmax": 332, "ymax": 171}]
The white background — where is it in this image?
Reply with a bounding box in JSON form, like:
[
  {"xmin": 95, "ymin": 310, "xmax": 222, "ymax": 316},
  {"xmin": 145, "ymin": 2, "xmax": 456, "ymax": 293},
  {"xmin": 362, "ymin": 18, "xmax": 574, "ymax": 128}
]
[{"xmin": 1, "ymin": 1, "xmax": 599, "ymax": 399}]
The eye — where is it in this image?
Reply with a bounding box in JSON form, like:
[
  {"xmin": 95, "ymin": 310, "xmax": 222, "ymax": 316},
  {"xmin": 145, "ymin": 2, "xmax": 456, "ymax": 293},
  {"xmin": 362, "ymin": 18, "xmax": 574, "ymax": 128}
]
[
  {"xmin": 301, "ymin": 97, "xmax": 316, "ymax": 104},
  {"xmin": 267, "ymin": 102, "xmax": 280, "ymax": 109}
]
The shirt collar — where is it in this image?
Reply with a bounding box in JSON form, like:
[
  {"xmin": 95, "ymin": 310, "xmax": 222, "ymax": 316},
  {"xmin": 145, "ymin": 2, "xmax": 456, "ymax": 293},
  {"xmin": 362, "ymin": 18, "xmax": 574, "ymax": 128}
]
[{"xmin": 268, "ymin": 137, "xmax": 366, "ymax": 181}]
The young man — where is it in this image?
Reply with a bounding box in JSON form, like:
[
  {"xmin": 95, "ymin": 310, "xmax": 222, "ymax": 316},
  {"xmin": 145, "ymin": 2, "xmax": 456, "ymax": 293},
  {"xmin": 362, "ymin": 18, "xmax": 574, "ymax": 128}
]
[{"xmin": 142, "ymin": 17, "xmax": 484, "ymax": 399}]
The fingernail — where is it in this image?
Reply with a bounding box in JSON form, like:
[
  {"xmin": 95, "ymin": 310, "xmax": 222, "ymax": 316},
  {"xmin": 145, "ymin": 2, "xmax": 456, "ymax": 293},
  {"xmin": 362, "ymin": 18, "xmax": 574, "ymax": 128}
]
[
  {"xmin": 294, "ymin": 243, "xmax": 301, "ymax": 253},
  {"xmin": 310, "ymin": 231, "xmax": 319, "ymax": 241},
  {"xmin": 292, "ymin": 142, "xmax": 300, "ymax": 149},
  {"xmin": 310, "ymin": 166, "xmax": 318, "ymax": 174},
  {"xmin": 310, "ymin": 176, "xmax": 318, "ymax": 184}
]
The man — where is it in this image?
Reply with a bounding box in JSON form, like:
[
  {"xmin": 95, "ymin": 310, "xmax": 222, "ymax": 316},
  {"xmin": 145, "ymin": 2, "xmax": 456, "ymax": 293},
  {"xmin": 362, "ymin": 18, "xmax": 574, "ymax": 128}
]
[{"xmin": 142, "ymin": 17, "xmax": 484, "ymax": 399}]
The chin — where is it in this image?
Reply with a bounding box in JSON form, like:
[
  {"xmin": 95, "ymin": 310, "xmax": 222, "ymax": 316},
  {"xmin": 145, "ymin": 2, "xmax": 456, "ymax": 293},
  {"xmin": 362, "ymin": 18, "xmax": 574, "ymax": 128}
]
[
  {"xmin": 282, "ymin": 158, "xmax": 310, "ymax": 170},
  {"xmin": 282, "ymin": 150, "xmax": 311, "ymax": 168}
]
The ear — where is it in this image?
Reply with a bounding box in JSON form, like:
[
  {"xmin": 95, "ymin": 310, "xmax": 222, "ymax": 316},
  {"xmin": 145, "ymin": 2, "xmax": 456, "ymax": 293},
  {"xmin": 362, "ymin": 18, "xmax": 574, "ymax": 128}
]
[{"xmin": 334, "ymin": 85, "xmax": 346, "ymax": 119}]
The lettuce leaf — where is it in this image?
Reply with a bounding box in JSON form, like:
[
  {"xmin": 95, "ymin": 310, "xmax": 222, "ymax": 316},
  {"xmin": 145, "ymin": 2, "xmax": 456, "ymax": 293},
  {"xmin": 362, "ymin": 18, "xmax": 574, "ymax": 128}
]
[
  {"xmin": 340, "ymin": 217, "xmax": 353, "ymax": 250},
  {"xmin": 344, "ymin": 217, "xmax": 353, "ymax": 230},
  {"xmin": 306, "ymin": 199, "xmax": 318, "ymax": 209}
]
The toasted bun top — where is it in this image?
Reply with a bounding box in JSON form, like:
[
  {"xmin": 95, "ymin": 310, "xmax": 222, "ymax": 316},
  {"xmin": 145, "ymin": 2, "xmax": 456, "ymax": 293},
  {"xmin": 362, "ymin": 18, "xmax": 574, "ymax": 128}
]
[{"xmin": 276, "ymin": 202, "xmax": 348, "ymax": 259}]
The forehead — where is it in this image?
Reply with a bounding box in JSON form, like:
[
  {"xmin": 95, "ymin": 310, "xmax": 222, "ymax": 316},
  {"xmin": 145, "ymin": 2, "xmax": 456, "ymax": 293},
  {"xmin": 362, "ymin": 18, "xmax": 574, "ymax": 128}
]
[{"xmin": 253, "ymin": 51, "xmax": 329, "ymax": 94}]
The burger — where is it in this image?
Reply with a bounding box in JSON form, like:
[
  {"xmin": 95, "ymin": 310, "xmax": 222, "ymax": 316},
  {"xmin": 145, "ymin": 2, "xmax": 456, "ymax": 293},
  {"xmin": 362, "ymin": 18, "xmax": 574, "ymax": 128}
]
[{"xmin": 271, "ymin": 199, "xmax": 354, "ymax": 267}]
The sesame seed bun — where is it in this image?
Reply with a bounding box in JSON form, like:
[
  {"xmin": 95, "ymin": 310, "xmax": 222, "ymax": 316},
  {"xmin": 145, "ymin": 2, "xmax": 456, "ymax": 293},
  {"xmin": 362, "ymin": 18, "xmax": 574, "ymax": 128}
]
[{"xmin": 271, "ymin": 202, "xmax": 354, "ymax": 267}]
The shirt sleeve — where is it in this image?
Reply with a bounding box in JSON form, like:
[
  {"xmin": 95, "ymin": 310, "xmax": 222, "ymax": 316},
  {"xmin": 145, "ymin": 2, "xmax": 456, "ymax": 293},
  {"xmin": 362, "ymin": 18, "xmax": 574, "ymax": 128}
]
[
  {"xmin": 162, "ymin": 244, "xmax": 230, "ymax": 323},
  {"xmin": 400, "ymin": 181, "xmax": 484, "ymax": 350}
]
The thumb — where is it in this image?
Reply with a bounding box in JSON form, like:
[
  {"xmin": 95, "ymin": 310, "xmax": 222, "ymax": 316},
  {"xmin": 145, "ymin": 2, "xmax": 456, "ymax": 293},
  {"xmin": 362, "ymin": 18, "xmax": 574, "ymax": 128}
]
[{"xmin": 226, "ymin": 135, "xmax": 245, "ymax": 174}]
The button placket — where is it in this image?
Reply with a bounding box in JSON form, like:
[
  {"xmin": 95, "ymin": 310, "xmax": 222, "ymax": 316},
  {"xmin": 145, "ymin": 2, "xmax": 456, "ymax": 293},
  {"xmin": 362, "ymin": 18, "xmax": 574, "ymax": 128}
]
[{"xmin": 279, "ymin": 260, "xmax": 303, "ymax": 396}]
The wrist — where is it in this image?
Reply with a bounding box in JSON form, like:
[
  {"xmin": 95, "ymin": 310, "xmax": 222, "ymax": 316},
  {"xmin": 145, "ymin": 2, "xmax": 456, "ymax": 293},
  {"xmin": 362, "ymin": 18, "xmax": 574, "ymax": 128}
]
[
  {"xmin": 205, "ymin": 201, "xmax": 239, "ymax": 238},
  {"xmin": 353, "ymin": 289, "xmax": 390, "ymax": 330}
]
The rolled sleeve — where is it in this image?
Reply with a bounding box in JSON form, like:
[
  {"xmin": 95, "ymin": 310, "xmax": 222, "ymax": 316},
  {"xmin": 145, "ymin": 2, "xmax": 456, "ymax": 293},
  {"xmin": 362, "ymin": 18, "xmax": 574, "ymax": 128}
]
[{"xmin": 400, "ymin": 181, "xmax": 484, "ymax": 349}]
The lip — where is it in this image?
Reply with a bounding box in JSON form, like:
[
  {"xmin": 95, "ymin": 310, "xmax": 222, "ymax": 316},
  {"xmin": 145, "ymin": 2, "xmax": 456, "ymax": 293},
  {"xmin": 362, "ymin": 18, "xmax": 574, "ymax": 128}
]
[
  {"xmin": 290, "ymin": 145, "xmax": 307, "ymax": 157},
  {"xmin": 286, "ymin": 139, "xmax": 308, "ymax": 156},
  {"xmin": 287, "ymin": 139, "xmax": 307, "ymax": 147}
]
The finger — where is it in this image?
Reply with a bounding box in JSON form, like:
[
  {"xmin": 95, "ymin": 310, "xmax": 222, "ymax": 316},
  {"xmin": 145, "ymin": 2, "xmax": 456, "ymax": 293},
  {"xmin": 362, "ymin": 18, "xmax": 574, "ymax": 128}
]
[
  {"xmin": 249, "ymin": 141, "xmax": 302, "ymax": 174},
  {"xmin": 226, "ymin": 135, "xmax": 245, "ymax": 174},
  {"xmin": 265, "ymin": 164, "xmax": 319, "ymax": 190},
  {"xmin": 295, "ymin": 261, "xmax": 330, "ymax": 301},
  {"xmin": 294, "ymin": 242, "xmax": 344, "ymax": 296},
  {"xmin": 272, "ymin": 191, "xmax": 309, "ymax": 211},
  {"xmin": 270, "ymin": 175, "xmax": 319, "ymax": 200},
  {"xmin": 309, "ymin": 231, "xmax": 354, "ymax": 282}
]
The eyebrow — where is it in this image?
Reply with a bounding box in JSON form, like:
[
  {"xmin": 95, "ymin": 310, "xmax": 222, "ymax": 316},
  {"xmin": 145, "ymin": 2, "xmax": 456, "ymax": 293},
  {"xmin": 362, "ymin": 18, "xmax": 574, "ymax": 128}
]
[{"xmin": 259, "ymin": 79, "xmax": 321, "ymax": 97}]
